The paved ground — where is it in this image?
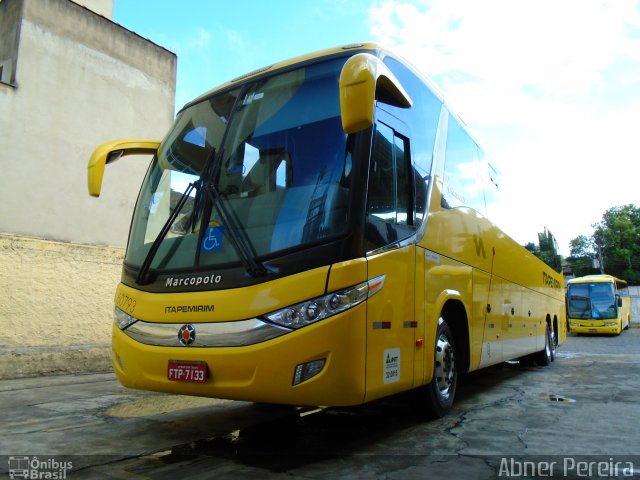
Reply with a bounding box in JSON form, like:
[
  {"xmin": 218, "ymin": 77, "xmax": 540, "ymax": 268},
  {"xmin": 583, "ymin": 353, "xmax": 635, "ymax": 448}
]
[{"xmin": 1, "ymin": 329, "xmax": 640, "ymax": 479}]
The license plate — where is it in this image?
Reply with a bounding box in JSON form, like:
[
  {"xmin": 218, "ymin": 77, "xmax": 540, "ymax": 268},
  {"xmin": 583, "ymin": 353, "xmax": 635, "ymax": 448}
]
[{"xmin": 168, "ymin": 360, "xmax": 207, "ymax": 383}]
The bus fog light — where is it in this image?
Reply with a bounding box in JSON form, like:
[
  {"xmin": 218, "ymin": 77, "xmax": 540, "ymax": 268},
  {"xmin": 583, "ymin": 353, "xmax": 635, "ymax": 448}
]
[
  {"xmin": 115, "ymin": 353, "xmax": 124, "ymax": 371},
  {"xmin": 292, "ymin": 359, "xmax": 326, "ymax": 385}
]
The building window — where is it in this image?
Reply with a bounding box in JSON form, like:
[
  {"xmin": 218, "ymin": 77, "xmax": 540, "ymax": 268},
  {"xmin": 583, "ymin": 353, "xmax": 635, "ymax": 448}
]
[{"xmin": 0, "ymin": 60, "xmax": 11, "ymax": 85}]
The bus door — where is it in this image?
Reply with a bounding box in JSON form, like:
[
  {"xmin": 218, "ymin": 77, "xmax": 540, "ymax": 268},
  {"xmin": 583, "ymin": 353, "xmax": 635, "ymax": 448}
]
[{"xmin": 363, "ymin": 119, "xmax": 418, "ymax": 401}]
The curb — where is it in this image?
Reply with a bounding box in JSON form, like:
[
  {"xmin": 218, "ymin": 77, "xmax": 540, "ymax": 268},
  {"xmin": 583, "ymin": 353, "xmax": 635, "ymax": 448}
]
[{"xmin": 0, "ymin": 345, "xmax": 113, "ymax": 379}]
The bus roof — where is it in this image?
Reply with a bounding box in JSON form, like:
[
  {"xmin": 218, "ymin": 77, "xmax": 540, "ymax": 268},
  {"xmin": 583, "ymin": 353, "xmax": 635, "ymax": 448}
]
[
  {"xmin": 181, "ymin": 42, "xmax": 445, "ymax": 112},
  {"xmin": 567, "ymin": 274, "xmax": 626, "ymax": 285}
]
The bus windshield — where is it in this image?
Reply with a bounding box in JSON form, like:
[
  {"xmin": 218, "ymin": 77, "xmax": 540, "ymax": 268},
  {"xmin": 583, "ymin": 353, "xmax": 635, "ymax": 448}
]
[
  {"xmin": 567, "ymin": 282, "xmax": 617, "ymax": 320},
  {"xmin": 125, "ymin": 57, "xmax": 352, "ymax": 275}
]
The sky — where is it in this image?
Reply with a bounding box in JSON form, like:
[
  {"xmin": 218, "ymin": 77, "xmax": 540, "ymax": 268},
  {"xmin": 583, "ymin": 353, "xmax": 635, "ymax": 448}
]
[{"xmin": 113, "ymin": 0, "xmax": 640, "ymax": 255}]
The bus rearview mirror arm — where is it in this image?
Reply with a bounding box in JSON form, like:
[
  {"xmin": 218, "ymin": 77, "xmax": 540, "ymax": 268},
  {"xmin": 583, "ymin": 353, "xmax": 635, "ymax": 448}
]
[
  {"xmin": 88, "ymin": 139, "xmax": 160, "ymax": 197},
  {"xmin": 339, "ymin": 53, "xmax": 412, "ymax": 134}
]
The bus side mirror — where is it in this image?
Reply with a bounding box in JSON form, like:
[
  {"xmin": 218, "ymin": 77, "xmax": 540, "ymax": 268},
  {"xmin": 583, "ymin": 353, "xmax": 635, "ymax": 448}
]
[
  {"xmin": 88, "ymin": 139, "xmax": 160, "ymax": 197},
  {"xmin": 339, "ymin": 53, "xmax": 412, "ymax": 134},
  {"xmin": 617, "ymin": 295, "xmax": 623, "ymax": 307}
]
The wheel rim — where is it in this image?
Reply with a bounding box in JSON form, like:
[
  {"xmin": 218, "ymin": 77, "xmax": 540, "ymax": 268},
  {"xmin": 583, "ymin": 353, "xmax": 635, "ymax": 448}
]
[{"xmin": 434, "ymin": 332, "xmax": 455, "ymax": 400}]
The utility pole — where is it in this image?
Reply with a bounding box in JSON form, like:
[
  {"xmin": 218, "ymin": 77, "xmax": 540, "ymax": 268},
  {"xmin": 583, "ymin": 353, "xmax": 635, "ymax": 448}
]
[{"xmin": 596, "ymin": 243, "xmax": 605, "ymax": 274}]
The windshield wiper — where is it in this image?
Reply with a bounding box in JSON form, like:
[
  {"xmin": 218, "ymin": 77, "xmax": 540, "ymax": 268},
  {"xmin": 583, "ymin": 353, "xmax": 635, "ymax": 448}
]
[
  {"xmin": 136, "ymin": 182, "xmax": 197, "ymax": 285},
  {"xmin": 194, "ymin": 144, "xmax": 267, "ymax": 278},
  {"xmin": 201, "ymin": 181, "xmax": 268, "ymax": 277}
]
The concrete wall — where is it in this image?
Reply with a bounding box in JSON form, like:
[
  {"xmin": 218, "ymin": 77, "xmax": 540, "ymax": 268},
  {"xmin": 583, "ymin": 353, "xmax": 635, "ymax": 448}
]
[
  {"xmin": 630, "ymin": 286, "xmax": 640, "ymax": 326},
  {"xmin": 0, "ymin": 0, "xmax": 176, "ymax": 247},
  {"xmin": 72, "ymin": 0, "xmax": 113, "ymax": 19},
  {"xmin": 0, "ymin": 0, "xmax": 176, "ymax": 378},
  {"xmin": 0, "ymin": 233, "xmax": 122, "ymax": 378}
]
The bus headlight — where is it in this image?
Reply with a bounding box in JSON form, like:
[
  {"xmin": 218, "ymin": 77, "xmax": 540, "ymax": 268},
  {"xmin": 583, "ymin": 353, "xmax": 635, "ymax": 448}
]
[
  {"xmin": 264, "ymin": 275, "xmax": 385, "ymax": 329},
  {"xmin": 114, "ymin": 307, "xmax": 138, "ymax": 330},
  {"xmin": 604, "ymin": 322, "xmax": 618, "ymax": 327}
]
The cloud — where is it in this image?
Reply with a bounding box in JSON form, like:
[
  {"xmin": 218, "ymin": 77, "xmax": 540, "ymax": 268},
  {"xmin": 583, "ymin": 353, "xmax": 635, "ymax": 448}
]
[
  {"xmin": 186, "ymin": 28, "xmax": 213, "ymax": 51},
  {"xmin": 367, "ymin": 0, "xmax": 640, "ymax": 253},
  {"xmin": 369, "ymin": 0, "xmax": 640, "ymax": 109}
]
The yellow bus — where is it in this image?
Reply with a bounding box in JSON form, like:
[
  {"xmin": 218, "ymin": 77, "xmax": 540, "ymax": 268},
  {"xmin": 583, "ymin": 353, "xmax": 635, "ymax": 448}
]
[
  {"xmin": 88, "ymin": 42, "xmax": 565, "ymax": 416},
  {"xmin": 567, "ymin": 275, "xmax": 631, "ymax": 335}
]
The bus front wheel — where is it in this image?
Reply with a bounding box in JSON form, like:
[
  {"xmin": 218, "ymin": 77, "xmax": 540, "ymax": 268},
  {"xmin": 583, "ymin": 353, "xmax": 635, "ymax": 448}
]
[{"xmin": 425, "ymin": 317, "xmax": 458, "ymax": 418}]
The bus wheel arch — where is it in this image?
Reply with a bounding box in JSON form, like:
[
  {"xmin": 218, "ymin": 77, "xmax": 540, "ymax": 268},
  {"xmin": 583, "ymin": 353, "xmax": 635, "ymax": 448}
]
[{"xmin": 440, "ymin": 300, "xmax": 470, "ymax": 375}]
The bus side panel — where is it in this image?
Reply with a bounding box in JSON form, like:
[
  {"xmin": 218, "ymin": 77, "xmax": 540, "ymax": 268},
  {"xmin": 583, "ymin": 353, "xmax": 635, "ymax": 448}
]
[
  {"xmin": 487, "ymin": 225, "xmax": 564, "ymax": 356},
  {"xmin": 364, "ymin": 246, "xmax": 417, "ymax": 403},
  {"xmin": 470, "ymin": 268, "xmax": 492, "ymax": 371},
  {"xmin": 414, "ymin": 246, "xmax": 426, "ymax": 388},
  {"xmin": 421, "ymin": 183, "xmax": 564, "ymax": 364}
]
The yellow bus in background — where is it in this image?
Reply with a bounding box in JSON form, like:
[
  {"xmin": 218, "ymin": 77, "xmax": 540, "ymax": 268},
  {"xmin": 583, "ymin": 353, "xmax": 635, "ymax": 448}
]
[
  {"xmin": 88, "ymin": 42, "xmax": 565, "ymax": 416},
  {"xmin": 567, "ymin": 275, "xmax": 631, "ymax": 335}
]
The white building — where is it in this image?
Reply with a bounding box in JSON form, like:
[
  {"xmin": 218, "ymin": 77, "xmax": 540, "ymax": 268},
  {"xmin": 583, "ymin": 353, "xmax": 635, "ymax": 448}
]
[{"xmin": 0, "ymin": 0, "xmax": 177, "ymax": 377}]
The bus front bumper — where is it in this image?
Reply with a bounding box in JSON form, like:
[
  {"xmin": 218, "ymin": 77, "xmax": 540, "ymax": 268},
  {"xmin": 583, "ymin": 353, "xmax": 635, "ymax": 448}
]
[
  {"xmin": 568, "ymin": 320, "xmax": 621, "ymax": 335},
  {"xmin": 111, "ymin": 304, "xmax": 367, "ymax": 407}
]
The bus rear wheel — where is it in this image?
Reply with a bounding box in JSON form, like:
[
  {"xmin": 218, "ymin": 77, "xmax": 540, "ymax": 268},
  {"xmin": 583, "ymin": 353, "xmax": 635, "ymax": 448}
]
[
  {"xmin": 424, "ymin": 318, "xmax": 457, "ymax": 417},
  {"xmin": 534, "ymin": 323, "xmax": 554, "ymax": 366}
]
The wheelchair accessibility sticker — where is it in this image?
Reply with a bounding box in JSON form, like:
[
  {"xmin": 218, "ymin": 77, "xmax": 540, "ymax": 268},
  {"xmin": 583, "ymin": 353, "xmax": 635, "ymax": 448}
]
[{"xmin": 202, "ymin": 225, "xmax": 224, "ymax": 253}]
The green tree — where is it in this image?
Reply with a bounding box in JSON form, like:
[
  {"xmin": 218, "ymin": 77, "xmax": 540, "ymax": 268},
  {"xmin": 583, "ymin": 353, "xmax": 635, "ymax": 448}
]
[
  {"xmin": 568, "ymin": 204, "xmax": 640, "ymax": 285},
  {"xmin": 523, "ymin": 229, "xmax": 562, "ymax": 273},
  {"xmin": 524, "ymin": 242, "xmax": 539, "ymax": 254},
  {"xmin": 569, "ymin": 235, "xmax": 595, "ymax": 258},
  {"xmin": 537, "ymin": 228, "xmax": 562, "ymax": 272},
  {"xmin": 565, "ymin": 235, "xmax": 599, "ymax": 278}
]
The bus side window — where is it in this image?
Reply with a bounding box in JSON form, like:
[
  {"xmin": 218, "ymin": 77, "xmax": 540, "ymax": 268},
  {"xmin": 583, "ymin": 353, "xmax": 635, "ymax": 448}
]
[
  {"xmin": 382, "ymin": 56, "xmax": 441, "ymax": 186},
  {"xmin": 382, "ymin": 56, "xmax": 440, "ymax": 230},
  {"xmin": 442, "ymin": 116, "xmax": 487, "ymax": 216},
  {"xmin": 365, "ymin": 121, "xmax": 414, "ymax": 250}
]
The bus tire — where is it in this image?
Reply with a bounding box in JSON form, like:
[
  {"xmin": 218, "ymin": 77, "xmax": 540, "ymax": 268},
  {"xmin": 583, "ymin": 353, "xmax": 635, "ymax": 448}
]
[
  {"xmin": 425, "ymin": 317, "xmax": 458, "ymax": 417},
  {"xmin": 534, "ymin": 323, "xmax": 553, "ymax": 366}
]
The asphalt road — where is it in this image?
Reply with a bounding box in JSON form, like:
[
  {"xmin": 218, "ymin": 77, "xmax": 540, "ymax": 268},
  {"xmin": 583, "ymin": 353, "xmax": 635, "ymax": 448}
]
[{"xmin": 2, "ymin": 329, "xmax": 640, "ymax": 479}]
